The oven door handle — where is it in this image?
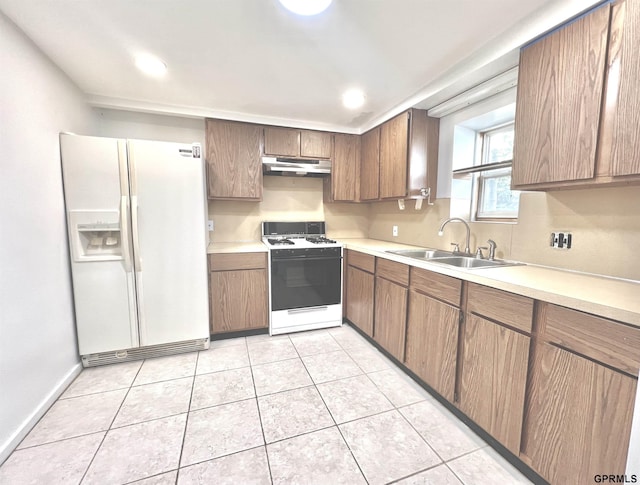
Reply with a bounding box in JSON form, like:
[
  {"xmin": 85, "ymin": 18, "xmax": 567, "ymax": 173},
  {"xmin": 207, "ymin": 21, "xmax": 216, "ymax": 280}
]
[{"xmin": 271, "ymin": 256, "xmax": 342, "ymax": 263}]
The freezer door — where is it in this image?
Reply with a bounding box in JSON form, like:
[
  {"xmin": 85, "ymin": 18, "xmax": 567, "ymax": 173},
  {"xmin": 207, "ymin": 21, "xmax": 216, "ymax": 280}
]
[
  {"xmin": 128, "ymin": 139, "xmax": 209, "ymax": 345},
  {"xmin": 60, "ymin": 134, "xmax": 139, "ymax": 355}
]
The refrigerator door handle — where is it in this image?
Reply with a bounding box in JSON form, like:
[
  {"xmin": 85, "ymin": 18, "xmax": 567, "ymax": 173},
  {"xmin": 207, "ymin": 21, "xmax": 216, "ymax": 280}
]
[
  {"xmin": 131, "ymin": 195, "xmax": 142, "ymax": 272},
  {"xmin": 120, "ymin": 196, "xmax": 133, "ymax": 273}
]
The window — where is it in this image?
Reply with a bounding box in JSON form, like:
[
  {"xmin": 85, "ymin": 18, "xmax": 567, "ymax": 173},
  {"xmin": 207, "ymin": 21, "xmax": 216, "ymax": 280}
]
[
  {"xmin": 453, "ymin": 122, "xmax": 520, "ymax": 221},
  {"xmin": 475, "ymin": 123, "xmax": 519, "ymax": 220}
]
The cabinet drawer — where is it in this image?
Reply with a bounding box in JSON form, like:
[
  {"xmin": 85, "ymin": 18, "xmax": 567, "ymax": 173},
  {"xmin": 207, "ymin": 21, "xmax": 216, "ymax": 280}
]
[
  {"xmin": 542, "ymin": 303, "xmax": 640, "ymax": 375},
  {"xmin": 410, "ymin": 267, "xmax": 461, "ymax": 307},
  {"xmin": 209, "ymin": 252, "xmax": 267, "ymax": 271},
  {"xmin": 376, "ymin": 258, "xmax": 409, "ymax": 286},
  {"xmin": 347, "ymin": 250, "xmax": 375, "ymax": 273},
  {"xmin": 467, "ymin": 283, "xmax": 533, "ymax": 333}
]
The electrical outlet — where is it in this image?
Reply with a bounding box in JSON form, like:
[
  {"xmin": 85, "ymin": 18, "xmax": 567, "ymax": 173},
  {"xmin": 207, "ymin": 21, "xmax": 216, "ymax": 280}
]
[
  {"xmin": 392, "ymin": 225, "xmax": 398, "ymax": 237},
  {"xmin": 207, "ymin": 220, "xmax": 214, "ymax": 231},
  {"xmin": 550, "ymin": 231, "xmax": 572, "ymax": 249}
]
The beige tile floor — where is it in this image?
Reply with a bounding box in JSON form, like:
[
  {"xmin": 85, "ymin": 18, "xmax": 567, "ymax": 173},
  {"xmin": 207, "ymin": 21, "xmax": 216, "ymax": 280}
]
[{"xmin": 0, "ymin": 324, "xmax": 534, "ymax": 485}]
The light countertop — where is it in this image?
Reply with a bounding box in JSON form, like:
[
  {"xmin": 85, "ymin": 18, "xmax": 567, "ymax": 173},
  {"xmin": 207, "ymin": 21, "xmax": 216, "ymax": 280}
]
[
  {"xmin": 340, "ymin": 238, "xmax": 640, "ymax": 327},
  {"xmin": 205, "ymin": 237, "xmax": 640, "ymax": 325},
  {"xmin": 207, "ymin": 242, "xmax": 268, "ymax": 254}
]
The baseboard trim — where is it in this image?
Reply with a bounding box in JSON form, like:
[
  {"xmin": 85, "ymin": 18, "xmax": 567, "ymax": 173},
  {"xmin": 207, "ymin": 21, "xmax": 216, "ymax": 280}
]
[{"xmin": 0, "ymin": 362, "xmax": 82, "ymax": 465}]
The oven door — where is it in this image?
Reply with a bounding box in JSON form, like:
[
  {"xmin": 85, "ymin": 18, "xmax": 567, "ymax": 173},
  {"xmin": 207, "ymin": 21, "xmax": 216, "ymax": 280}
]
[{"xmin": 270, "ymin": 247, "xmax": 342, "ymax": 311}]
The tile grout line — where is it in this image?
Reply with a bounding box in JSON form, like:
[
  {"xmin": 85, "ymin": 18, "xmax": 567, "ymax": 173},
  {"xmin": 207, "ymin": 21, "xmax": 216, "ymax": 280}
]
[
  {"xmin": 248, "ymin": 357, "xmax": 274, "ymax": 485},
  {"xmin": 78, "ymin": 361, "xmax": 144, "ymax": 484},
  {"xmin": 292, "ymin": 339, "xmax": 371, "ymax": 485},
  {"xmin": 174, "ymin": 350, "xmax": 200, "ymax": 485}
]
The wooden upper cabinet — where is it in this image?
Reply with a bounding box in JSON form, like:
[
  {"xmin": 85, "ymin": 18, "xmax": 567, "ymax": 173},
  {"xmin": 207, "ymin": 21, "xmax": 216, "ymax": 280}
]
[
  {"xmin": 264, "ymin": 126, "xmax": 332, "ymax": 159},
  {"xmin": 325, "ymin": 133, "xmax": 360, "ymax": 202},
  {"xmin": 360, "ymin": 127, "xmax": 380, "ymax": 200},
  {"xmin": 263, "ymin": 127, "xmax": 300, "ymax": 157},
  {"xmin": 301, "ymin": 130, "xmax": 333, "ymax": 158},
  {"xmin": 379, "ymin": 112, "xmax": 409, "ymax": 199},
  {"xmin": 205, "ymin": 119, "xmax": 263, "ymax": 200},
  {"xmin": 513, "ymin": 5, "xmax": 610, "ymax": 188},
  {"xmin": 361, "ymin": 109, "xmax": 439, "ymax": 201},
  {"xmin": 599, "ymin": 0, "xmax": 640, "ymax": 178}
]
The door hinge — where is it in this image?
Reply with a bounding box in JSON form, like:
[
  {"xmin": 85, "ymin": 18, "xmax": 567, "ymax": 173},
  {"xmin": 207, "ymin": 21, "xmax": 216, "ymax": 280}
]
[
  {"xmin": 459, "ymin": 312, "xmax": 464, "ymax": 324},
  {"xmin": 454, "ymin": 391, "xmax": 459, "ymax": 403}
]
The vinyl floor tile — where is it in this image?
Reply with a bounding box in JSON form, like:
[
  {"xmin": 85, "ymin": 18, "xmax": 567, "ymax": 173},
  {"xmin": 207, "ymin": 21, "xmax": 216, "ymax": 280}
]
[
  {"xmin": 258, "ymin": 386, "xmax": 334, "ymax": 443},
  {"xmin": 0, "ymin": 432, "xmax": 104, "ymax": 485},
  {"xmin": 180, "ymin": 399, "xmax": 263, "ymax": 467},
  {"xmin": 267, "ymin": 427, "xmax": 366, "ymax": 485},
  {"xmin": 339, "ymin": 410, "xmax": 441, "ymax": 485},
  {"xmin": 177, "ymin": 446, "xmax": 271, "ymax": 485},
  {"xmin": 83, "ymin": 414, "xmax": 186, "ymax": 484}
]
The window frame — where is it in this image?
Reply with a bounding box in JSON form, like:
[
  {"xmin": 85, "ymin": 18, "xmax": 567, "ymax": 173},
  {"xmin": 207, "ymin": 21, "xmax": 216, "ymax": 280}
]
[{"xmin": 453, "ymin": 121, "xmax": 519, "ymax": 222}]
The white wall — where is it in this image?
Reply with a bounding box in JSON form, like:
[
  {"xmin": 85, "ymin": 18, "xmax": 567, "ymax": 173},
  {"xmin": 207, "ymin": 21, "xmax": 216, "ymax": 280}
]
[
  {"xmin": 0, "ymin": 12, "xmax": 95, "ymax": 464},
  {"xmin": 94, "ymin": 108, "xmax": 205, "ymax": 146}
]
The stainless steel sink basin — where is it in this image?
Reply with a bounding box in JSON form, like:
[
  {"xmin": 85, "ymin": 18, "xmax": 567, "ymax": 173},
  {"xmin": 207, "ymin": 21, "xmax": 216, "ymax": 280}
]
[
  {"xmin": 385, "ymin": 249, "xmax": 521, "ymax": 269},
  {"xmin": 429, "ymin": 256, "xmax": 517, "ymax": 269},
  {"xmin": 386, "ymin": 249, "xmax": 453, "ymax": 259}
]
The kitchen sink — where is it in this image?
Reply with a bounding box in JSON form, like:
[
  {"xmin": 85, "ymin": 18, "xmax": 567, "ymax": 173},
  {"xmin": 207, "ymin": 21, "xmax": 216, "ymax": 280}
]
[
  {"xmin": 386, "ymin": 248, "xmax": 453, "ymax": 259},
  {"xmin": 427, "ymin": 256, "xmax": 515, "ymax": 269},
  {"xmin": 385, "ymin": 248, "xmax": 521, "ymax": 269}
]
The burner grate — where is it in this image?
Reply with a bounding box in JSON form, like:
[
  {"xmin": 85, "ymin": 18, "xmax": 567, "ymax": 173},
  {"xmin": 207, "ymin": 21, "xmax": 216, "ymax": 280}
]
[{"xmin": 267, "ymin": 238, "xmax": 294, "ymax": 245}]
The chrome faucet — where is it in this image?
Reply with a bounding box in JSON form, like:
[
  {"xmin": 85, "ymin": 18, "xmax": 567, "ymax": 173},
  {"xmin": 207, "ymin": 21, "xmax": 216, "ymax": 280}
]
[
  {"xmin": 438, "ymin": 218, "xmax": 471, "ymax": 255},
  {"xmin": 487, "ymin": 239, "xmax": 497, "ymax": 260}
]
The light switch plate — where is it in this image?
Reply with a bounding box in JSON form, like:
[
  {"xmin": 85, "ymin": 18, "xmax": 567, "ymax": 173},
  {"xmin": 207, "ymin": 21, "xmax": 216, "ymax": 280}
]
[
  {"xmin": 207, "ymin": 220, "xmax": 214, "ymax": 231},
  {"xmin": 392, "ymin": 225, "xmax": 398, "ymax": 237}
]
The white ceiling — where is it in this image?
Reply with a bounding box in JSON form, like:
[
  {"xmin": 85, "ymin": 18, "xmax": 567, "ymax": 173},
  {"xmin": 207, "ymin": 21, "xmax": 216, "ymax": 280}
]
[{"xmin": 0, "ymin": 0, "xmax": 601, "ymax": 133}]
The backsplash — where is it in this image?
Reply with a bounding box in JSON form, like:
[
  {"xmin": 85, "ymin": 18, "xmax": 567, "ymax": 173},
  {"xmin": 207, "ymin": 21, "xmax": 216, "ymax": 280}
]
[
  {"xmin": 208, "ymin": 176, "xmax": 368, "ymax": 242},
  {"xmin": 368, "ymin": 186, "xmax": 640, "ymax": 281},
  {"xmin": 95, "ymin": 109, "xmax": 639, "ymax": 281}
]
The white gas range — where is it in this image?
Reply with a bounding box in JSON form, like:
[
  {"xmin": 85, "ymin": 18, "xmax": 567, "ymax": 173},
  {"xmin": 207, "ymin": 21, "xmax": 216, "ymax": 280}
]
[{"xmin": 262, "ymin": 222, "xmax": 343, "ymax": 335}]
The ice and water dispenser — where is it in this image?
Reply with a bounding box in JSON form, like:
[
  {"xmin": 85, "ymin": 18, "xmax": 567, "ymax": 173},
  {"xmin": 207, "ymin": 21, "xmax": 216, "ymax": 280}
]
[{"xmin": 69, "ymin": 210, "xmax": 123, "ymax": 261}]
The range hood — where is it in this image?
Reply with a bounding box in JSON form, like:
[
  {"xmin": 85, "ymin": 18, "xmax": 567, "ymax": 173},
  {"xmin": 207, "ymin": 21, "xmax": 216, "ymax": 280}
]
[{"xmin": 262, "ymin": 156, "xmax": 331, "ymax": 177}]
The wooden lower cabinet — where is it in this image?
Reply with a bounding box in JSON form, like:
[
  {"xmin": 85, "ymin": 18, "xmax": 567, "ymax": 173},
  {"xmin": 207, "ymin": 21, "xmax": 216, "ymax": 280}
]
[
  {"xmin": 209, "ymin": 253, "xmax": 268, "ymax": 334},
  {"xmin": 405, "ymin": 291, "xmax": 459, "ymax": 401},
  {"xmin": 346, "ymin": 265, "xmax": 374, "ymax": 336},
  {"xmin": 522, "ymin": 342, "xmax": 637, "ymax": 485},
  {"xmin": 374, "ymin": 276, "xmax": 408, "ymax": 361},
  {"xmin": 459, "ymin": 314, "xmax": 530, "ymax": 454}
]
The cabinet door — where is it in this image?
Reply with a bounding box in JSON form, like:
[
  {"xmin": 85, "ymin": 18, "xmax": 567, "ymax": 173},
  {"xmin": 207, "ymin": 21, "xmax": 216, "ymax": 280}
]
[
  {"xmin": 601, "ymin": 0, "xmax": 640, "ymax": 177},
  {"xmin": 210, "ymin": 269, "xmax": 268, "ymax": 333},
  {"xmin": 360, "ymin": 127, "xmax": 380, "ymax": 200},
  {"xmin": 512, "ymin": 6, "xmax": 609, "ymax": 187},
  {"xmin": 379, "ymin": 112, "xmax": 409, "ymax": 199},
  {"xmin": 522, "ymin": 343, "xmax": 637, "ymax": 485},
  {"xmin": 331, "ymin": 133, "xmax": 360, "ymax": 201},
  {"xmin": 205, "ymin": 119, "xmax": 262, "ymax": 200},
  {"xmin": 459, "ymin": 314, "xmax": 530, "ymax": 454},
  {"xmin": 346, "ymin": 266, "xmax": 374, "ymax": 337},
  {"xmin": 301, "ymin": 130, "xmax": 332, "ymax": 158},
  {"xmin": 374, "ymin": 277, "xmax": 408, "ymax": 361},
  {"xmin": 405, "ymin": 291, "xmax": 459, "ymax": 402},
  {"xmin": 264, "ymin": 127, "xmax": 300, "ymax": 157}
]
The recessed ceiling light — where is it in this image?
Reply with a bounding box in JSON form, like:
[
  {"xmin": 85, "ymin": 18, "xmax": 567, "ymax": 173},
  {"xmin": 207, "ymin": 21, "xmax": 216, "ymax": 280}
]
[
  {"xmin": 342, "ymin": 89, "xmax": 366, "ymax": 109},
  {"xmin": 135, "ymin": 54, "xmax": 167, "ymax": 78},
  {"xmin": 278, "ymin": 0, "xmax": 332, "ymax": 16}
]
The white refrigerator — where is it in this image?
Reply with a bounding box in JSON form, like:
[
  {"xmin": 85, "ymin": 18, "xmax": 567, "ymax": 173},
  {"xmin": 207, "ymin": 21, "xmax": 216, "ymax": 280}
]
[{"xmin": 60, "ymin": 134, "xmax": 210, "ymax": 366}]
